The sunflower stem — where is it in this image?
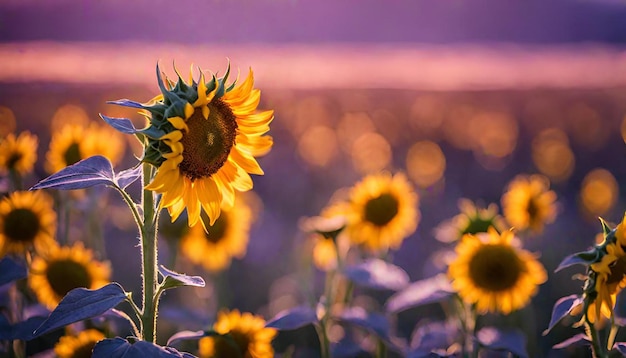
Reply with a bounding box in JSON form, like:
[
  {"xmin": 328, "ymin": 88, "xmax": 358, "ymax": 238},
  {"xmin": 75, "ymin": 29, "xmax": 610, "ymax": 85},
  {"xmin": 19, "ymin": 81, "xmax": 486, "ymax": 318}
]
[
  {"xmin": 140, "ymin": 163, "xmax": 159, "ymax": 343},
  {"xmin": 585, "ymin": 315, "xmax": 607, "ymax": 358}
]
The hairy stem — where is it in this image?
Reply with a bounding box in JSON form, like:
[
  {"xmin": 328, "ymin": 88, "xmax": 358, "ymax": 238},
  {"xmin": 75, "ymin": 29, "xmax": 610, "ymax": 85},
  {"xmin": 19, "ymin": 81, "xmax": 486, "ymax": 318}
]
[{"xmin": 140, "ymin": 163, "xmax": 158, "ymax": 343}]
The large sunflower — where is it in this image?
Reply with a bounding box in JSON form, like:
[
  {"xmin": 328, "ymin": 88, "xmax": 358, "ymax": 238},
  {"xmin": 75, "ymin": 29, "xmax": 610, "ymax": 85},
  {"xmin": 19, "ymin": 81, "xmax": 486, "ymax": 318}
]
[
  {"xmin": 180, "ymin": 196, "xmax": 252, "ymax": 272},
  {"xmin": 586, "ymin": 214, "xmax": 626, "ymax": 323},
  {"xmin": 28, "ymin": 242, "xmax": 111, "ymax": 310},
  {"xmin": 46, "ymin": 123, "xmax": 125, "ymax": 174},
  {"xmin": 124, "ymin": 65, "xmax": 273, "ymax": 227},
  {"xmin": 198, "ymin": 309, "xmax": 276, "ymax": 358},
  {"xmin": 434, "ymin": 198, "xmax": 506, "ymax": 243},
  {"xmin": 501, "ymin": 174, "xmax": 557, "ymax": 233},
  {"xmin": 448, "ymin": 228, "xmax": 547, "ymax": 314},
  {"xmin": 54, "ymin": 329, "xmax": 105, "ymax": 358},
  {"xmin": 0, "ymin": 191, "xmax": 56, "ymax": 258},
  {"xmin": 0, "ymin": 131, "xmax": 38, "ymax": 175},
  {"xmin": 330, "ymin": 172, "xmax": 419, "ymax": 252}
]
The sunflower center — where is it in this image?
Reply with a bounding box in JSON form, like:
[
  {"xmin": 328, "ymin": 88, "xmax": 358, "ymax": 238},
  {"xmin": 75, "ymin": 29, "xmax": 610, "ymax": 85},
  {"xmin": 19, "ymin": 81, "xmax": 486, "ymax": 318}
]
[
  {"xmin": 204, "ymin": 212, "xmax": 229, "ymax": 244},
  {"xmin": 3, "ymin": 208, "xmax": 40, "ymax": 243},
  {"xmin": 68, "ymin": 341, "xmax": 98, "ymax": 358},
  {"xmin": 468, "ymin": 244, "xmax": 523, "ymax": 292},
  {"xmin": 64, "ymin": 142, "xmax": 82, "ymax": 166},
  {"xmin": 526, "ymin": 198, "xmax": 539, "ymax": 223},
  {"xmin": 364, "ymin": 193, "xmax": 399, "ymax": 226},
  {"xmin": 6, "ymin": 152, "xmax": 22, "ymax": 170},
  {"xmin": 462, "ymin": 218, "xmax": 495, "ymax": 236},
  {"xmin": 178, "ymin": 100, "xmax": 238, "ymax": 181},
  {"xmin": 211, "ymin": 330, "xmax": 251, "ymax": 358},
  {"xmin": 607, "ymin": 255, "xmax": 626, "ymax": 286},
  {"xmin": 45, "ymin": 259, "xmax": 92, "ymax": 298}
]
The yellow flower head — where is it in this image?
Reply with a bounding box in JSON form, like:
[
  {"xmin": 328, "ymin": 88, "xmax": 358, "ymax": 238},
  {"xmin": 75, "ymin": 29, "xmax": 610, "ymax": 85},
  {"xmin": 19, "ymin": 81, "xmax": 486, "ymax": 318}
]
[
  {"xmin": 0, "ymin": 191, "xmax": 56, "ymax": 258},
  {"xmin": 0, "ymin": 131, "xmax": 38, "ymax": 175},
  {"xmin": 28, "ymin": 242, "xmax": 111, "ymax": 310},
  {"xmin": 501, "ymin": 174, "xmax": 557, "ymax": 233},
  {"xmin": 331, "ymin": 172, "xmax": 419, "ymax": 252},
  {"xmin": 435, "ymin": 199, "xmax": 506, "ymax": 243},
  {"xmin": 199, "ymin": 309, "xmax": 276, "ymax": 358},
  {"xmin": 180, "ymin": 195, "xmax": 252, "ymax": 273},
  {"xmin": 587, "ymin": 213, "xmax": 626, "ymax": 323},
  {"xmin": 448, "ymin": 228, "xmax": 547, "ymax": 314},
  {"xmin": 54, "ymin": 329, "xmax": 105, "ymax": 358},
  {"xmin": 129, "ymin": 64, "xmax": 272, "ymax": 227},
  {"xmin": 46, "ymin": 123, "xmax": 125, "ymax": 174}
]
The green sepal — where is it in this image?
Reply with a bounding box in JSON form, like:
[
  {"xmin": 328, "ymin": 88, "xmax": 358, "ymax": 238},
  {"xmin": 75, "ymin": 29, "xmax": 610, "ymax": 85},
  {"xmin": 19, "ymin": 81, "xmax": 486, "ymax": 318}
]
[
  {"xmin": 599, "ymin": 217, "xmax": 613, "ymax": 238},
  {"xmin": 555, "ymin": 249, "xmax": 601, "ymax": 272}
]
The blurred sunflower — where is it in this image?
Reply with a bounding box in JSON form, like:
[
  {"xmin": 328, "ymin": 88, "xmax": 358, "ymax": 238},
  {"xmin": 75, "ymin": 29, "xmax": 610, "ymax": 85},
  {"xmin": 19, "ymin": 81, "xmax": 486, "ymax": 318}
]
[
  {"xmin": 198, "ymin": 309, "xmax": 276, "ymax": 358},
  {"xmin": 129, "ymin": 65, "xmax": 273, "ymax": 228},
  {"xmin": 448, "ymin": 228, "xmax": 547, "ymax": 314},
  {"xmin": 434, "ymin": 199, "xmax": 506, "ymax": 243},
  {"xmin": 501, "ymin": 174, "xmax": 557, "ymax": 233},
  {"xmin": 330, "ymin": 172, "xmax": 419, "ymax": 252},
  {"xmin": 586, "ymin": 214, "xmax": 626, "ymax": 323},
  {"xmin": 54, "ymin": 329, "xmax": 105, "ymax": 358},
  {"xmin": 180, "ymin": 196, "xmax": 252, "ymax": 272},
  {"xmin": 29, "ymin": 242, "xmax": 111, "ymax": 310},
  {"xmin": 301, "ymin": 215, "xmax": 348, "ymax": 272},
  {"xmin": 46, "ymin": 123, "xmax": 124, "ymax": 174},
  {"xmin": 0, "ymin": 131, "xmax": 38, "ymax": 175},
  {"xmin": 0, "ymin": 191, "xmax": 56, "ymax": 258}
]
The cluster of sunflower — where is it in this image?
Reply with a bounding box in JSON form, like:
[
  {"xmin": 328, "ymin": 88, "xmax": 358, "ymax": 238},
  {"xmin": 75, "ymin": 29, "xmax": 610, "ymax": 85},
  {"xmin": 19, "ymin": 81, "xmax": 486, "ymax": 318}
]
[
  {"xmin": 0, "ymin": 126, "xmax": 118, "ymax": 356},
  {"xmin": 283, "ymin": 172, "xmax": 558, "ymax": 357}
]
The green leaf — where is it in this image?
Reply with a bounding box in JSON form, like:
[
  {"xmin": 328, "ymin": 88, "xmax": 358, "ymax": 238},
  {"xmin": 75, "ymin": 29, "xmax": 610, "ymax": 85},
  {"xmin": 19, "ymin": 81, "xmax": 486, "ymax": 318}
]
[
  {"xmin": 555, "ymin": 249, "xmax": 599, "ymax": 272},
  {"xmin": 158, "ymin": 265, "xmax": 205, "ymax": 291}
]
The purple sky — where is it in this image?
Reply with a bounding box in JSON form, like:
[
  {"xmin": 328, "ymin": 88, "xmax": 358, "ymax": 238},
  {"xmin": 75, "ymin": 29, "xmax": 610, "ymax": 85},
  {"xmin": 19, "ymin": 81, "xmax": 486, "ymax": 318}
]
[{"xmin": 2, "ymin": 0, "xmax": 626, "ymax": 44}]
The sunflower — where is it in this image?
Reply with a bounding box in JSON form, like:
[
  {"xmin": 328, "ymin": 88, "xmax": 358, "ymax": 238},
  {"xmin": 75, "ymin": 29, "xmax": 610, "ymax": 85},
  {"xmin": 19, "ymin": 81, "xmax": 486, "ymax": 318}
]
[
  {"xmin": 434, "ymin": 198, "xmax": 506, "ymax": 243},
  {"xmin": 198, "ymin": 309, "xmax": 276, "ymax": 358},
  {"xmin": 0, "ymin": 191, "xmax": 56, "ymax": 258},
  {"xmin": 0, "ymin": 131, "xmax": 38, "ymax": 175},
  {"xmin": 54, "ymin": 329, "xmax": 105, "ymax": 358},
  {"xmin": 448, "ymin": 228, "xmax": 547, "ymax": 314},
  {"xmin": 501, "ymin": 174, "xmax": 557, "ymax": 233},
  {"xmin": 113, "ymin": 64, "xmax": 273, "ymax": 227},
  {"xmin": 46, "ymin": 123, "xmax": 125, "ymax": 174},
  {"xmin": 330, "ymin": 172, "xmax": 419, "ymax": 252},
  {"xmin": 586, "ymin": 214, "xmax": 626, "ymax": 323},
  {"xmin": 180, "ymin": 196, "xmax": 252, "ymax": 272},
  {"xmin": 28, "ymin": 242, "xmax": 111, "ymax": 310}
]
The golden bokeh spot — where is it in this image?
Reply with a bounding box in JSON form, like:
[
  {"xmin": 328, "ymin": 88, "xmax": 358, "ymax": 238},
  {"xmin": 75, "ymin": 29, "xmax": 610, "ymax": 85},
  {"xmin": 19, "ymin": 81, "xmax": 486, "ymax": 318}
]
[
  {"xmin": 351, "ymin": 132, "xmax": 391, "ymax": 174},
  {"xmin": 531, "ymin": 128, "xmax": 575, "ymax": 182},
  {"xmin": 0, "ymin": 106, "xmax": 16, "ymax": 137},
  {"xmin": 580, "ymin": 168, "xmax": 618, "ymax": 216},
  {"xmin": 51, "ymin": 104, "xmax": 90, "ymax": 132},
  {"xmin": 297, "ymin": 125, "xmax": 338, "ymax": 167},
  {"xmin": 3, "ymin": 208, "xmax": 40, "ymax": 243},
  {"xmin": 337, "ymin": 112, "xmax": 375, "ymax": 154},
  {"xmin": 470, "ymin": 111, "xmax": 518, "ymax": 158},
  {"xmin": 408, "ymin": 95, "xmax": 445, "ymax": 138},
  {"xmin": 468, "ymin": 244, "xmax": 523, "ymax": 292},
  {"xmin": 45, "ymin": 259, "xmax": 93, "ymax": 298},
  {"xmin": 364, "ymin": 193, "xmax": 399, "ymax": 227},
  {"xmin": 179, "ymin": 101, "xmax": 237, "ymax": 180},
  {"xmin": 406, "ymin": 140, "xmax": 446, "ymax": 188},
  {"xmin": 443, "ymin": 105, "xmax": 476, "ymax": 150},
  {"xmin": 290, "ymin": 96, "xmax": 332, "ymax": 136}
]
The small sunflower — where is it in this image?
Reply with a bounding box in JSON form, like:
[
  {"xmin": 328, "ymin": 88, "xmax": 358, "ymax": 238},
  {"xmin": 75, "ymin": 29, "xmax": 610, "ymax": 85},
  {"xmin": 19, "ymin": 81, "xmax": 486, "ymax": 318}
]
[
  {"xmin": 54, "ymin": 329, "xmax": 105, "ymax": 358},
  {"xmin": 0, "ymin": 131, "xmax": 38, "ymax": 175},
  {"xmin": 116, "ymin": 64, "xmax": 273, "ymax": 227},
  {"xmin": 198, "ymin": 309, "xmax": 276, "ymax": 358},
  {"xmin": 501, "ymin": 174, "xmax": 557, "ymax": 233},
  {"xmin": 586, "ymin": 214, "xmax": 626, "ymax": 323},
  {"xmin": 434, "ymin": 198, "xmax": 506, "ymax": 243},
  {"xmin": 0, "ymin": 191, "xmax": 56, "ymax": 258},
  {"xmin": 46, "ymin": 123, "xmax": 125, "ymax": 174},
  {"xmin": 29, "ymin": 242, "xmax": 111, "ymax": 310},
  {"xmin": 180, "ymin": 196, "xmax": 252, "ymax": 272},
  {"xmin": 448, "ymin": 228, "xmax": 547, "ymax": 314},
  {"xmin": 330, "ymin": 172, "xmax": 419, "ymax": 252}
]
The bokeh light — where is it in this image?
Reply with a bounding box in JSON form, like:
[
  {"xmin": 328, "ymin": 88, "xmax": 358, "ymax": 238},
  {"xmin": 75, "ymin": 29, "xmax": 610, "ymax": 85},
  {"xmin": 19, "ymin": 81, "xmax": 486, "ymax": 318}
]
[
  {"xmin": 351, "ymin": 132, "xmax": 391, "ymax": 174},
  {"xmin": 531, "ymin": 128, "xmax": 575, "ymax": 183},
  {"xmin": 406, "ymin": 140, "xmax": 446, "ymax": 188},
  {"xmin": 297, "ymin": 125, "xmax": 339, "ymax": 167},
  {"xmin": 0, "ymin": 106, "xmax": 16, "ymax": 136},
  {"xmin": 567, "ymin": 102, "xmax": 608, "ymax": 151},
  {"xmin": 337, "ymin": 112, "xmax": 376, "ymax": 154},
  {"xmin": 50, "ymin": 103, "xmax": 90, "ymax": 131},
  {"xmin": 580, "ymin": 168, "xmax": 618, "ymax": 217}
]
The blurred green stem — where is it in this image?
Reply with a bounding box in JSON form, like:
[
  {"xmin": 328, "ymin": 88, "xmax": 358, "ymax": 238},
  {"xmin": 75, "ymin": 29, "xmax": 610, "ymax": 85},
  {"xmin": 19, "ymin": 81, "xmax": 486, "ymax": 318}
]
[
  {"xmin": 140, "ymin": 163, "xmax": 159, "ymax": 343},
  {"xmin": 585, "ymin": 315, "xmax": 607, "ymax": 358},
  {"xmin": 8, "ymin": 169, "xmax": 22, "ymax": 191}
]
